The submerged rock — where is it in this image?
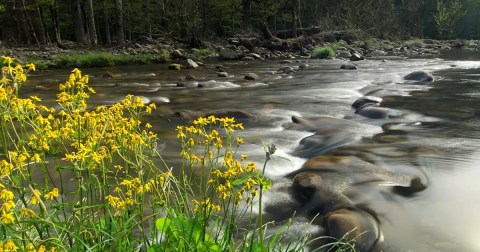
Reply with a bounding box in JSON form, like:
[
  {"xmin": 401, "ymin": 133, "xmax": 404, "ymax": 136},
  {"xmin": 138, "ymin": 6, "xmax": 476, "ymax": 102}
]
[{"xmin": 404, "ymin": 70, "xmax": 434, "ymax": 83}]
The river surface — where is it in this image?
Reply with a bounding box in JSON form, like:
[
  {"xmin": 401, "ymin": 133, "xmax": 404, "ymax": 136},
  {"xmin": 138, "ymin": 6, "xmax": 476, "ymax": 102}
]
[{"xmin": 22, "ymin": 49, "xmax": 480, "ymax": 251}]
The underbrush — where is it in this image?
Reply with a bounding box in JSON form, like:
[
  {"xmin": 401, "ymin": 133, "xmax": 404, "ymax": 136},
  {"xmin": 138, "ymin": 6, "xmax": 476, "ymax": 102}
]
[{"xmin": 55, "ymin": 51, "xmax": 170, "ymax": 68}]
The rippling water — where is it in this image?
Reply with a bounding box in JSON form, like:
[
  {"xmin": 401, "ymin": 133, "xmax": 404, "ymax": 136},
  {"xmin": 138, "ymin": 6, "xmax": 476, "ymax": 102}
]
[{"xmin": 22, "ymin": 49, "xmax": 480, "ymax": 251}]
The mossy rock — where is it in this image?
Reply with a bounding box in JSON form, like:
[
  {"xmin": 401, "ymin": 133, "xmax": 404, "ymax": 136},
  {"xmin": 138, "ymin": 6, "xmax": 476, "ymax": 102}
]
[{"xmin": 168, "ymin": 63, "xmax": 182, "ymax": 70}]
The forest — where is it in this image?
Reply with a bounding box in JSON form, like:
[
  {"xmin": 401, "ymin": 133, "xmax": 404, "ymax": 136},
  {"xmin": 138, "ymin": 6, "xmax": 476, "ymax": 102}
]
[{"xmin": 0, "ymin": 0, "xmax": 478, "ymax": 48}]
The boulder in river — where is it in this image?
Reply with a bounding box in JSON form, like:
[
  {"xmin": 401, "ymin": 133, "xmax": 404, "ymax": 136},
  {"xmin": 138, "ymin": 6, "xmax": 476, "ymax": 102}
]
[
  {"xmin": 403, "ymin": 70, "xmax": 434, "ymax": 83},
  {"xmin": 186, "ymin": 59, "xmax": 199, "ymax": 69},
  {"xmin": 168, "ymin": 63, "xmax": 182, "ymax": 70},
  {"xmin": 219, "ymin": 48, "xmax": 239, "ymax": 60},
  {"xmin": 244, "ymin": 73, "xmax": 260, "ymax": 80},
  {"xmin": 340, "ymin": 63, "xmax": 357, "ymax": 70},
  {"xmin": 217, "ymin": 72, "xmax": 229, "ymax": 77},
  {"xmin": 350, "ymin": 52, "xmax": 365, "ymax": 61}
]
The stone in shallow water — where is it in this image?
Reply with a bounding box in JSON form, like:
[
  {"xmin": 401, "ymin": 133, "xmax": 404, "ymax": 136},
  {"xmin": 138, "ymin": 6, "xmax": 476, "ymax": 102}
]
[{"xmin": 403, "ymin": 70, "xmax": 434, "ymax": 83}]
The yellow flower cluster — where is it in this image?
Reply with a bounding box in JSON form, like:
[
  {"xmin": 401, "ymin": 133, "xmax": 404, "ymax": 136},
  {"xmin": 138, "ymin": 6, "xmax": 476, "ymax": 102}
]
[
  {"xmin": 106, "ymin": 173, "xmax": 171, "ymax": 214},
  {"xmin": 0, "ymin": 240, "xmax": 56, "ymax": 252},
  {"xmin": 177, "ymin": 115, "xmax": 267, "ymax": 214},
  {"xmin": 0, "ymin": 58, "xmax": 168, "ymax": 250}
]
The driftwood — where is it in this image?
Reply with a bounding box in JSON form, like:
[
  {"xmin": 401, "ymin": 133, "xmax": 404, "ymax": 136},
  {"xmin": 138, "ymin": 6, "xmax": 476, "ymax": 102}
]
[{"xmin": 227, "ymin": 23, "xmax": 361, "ymax": 51}]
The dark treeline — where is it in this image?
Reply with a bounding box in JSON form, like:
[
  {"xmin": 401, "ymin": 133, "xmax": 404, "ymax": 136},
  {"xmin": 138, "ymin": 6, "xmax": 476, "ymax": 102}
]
[{"xmin": 0, "ymin": 0, "xmax": 478, "ymax": 47}]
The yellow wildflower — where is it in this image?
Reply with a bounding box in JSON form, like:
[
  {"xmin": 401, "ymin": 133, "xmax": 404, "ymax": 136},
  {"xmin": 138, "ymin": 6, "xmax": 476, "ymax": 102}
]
[
  {"xmin": 2, "ymin": 56, "xmax": 13, "ymax": 65},
  {"xmin": 44, "ymin": 188, "xmax": 59, "ymax": 200},
  {"xmin": 0, "ymin": 189, "xmax": 14, "ymax": 201},
  {"xmin": 26, "ymin": 63, "xmax": 36, "ymax": 71},
  {"xmin": 30, "ymin": 189, "xmax": 41, "ymax": 205},
  {"xmin": 4, "ymin": 239, "xmax": 17, "ymax": 251},
  {"xmin": 1, "ymin": 200, "xmax": 15, "ymax": 212},
  {"xmin": 21, "ymin": 207, "xmax": 35, "ymax": 218},
  {"xmin": 1, "ymin": 211, "xmax": 15, "ymax": 224}
]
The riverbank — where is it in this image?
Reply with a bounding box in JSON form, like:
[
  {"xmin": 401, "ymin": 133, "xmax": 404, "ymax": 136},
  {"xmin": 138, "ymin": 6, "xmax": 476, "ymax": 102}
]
[{"xmin": 2, "ymin": 35, "xmax": 477, "ymax": 70}]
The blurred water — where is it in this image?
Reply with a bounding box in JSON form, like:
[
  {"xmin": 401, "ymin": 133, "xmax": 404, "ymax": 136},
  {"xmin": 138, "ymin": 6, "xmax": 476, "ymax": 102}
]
[{"xmin": 22, "ymin": 50, "xmax": 480, "ymax": 251}]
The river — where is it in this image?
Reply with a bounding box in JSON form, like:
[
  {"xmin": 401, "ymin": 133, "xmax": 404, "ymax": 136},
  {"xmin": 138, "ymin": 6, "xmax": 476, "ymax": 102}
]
[{"xmin": 22, "ymin": 49, "xmax": 480, "ymax": 251}]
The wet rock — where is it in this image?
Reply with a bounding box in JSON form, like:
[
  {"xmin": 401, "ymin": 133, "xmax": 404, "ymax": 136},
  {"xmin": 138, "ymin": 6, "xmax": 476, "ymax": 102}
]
[
  {"xmin": 404, "ymin": 70, "xmax": 434, "ymax": 83},
  {"xmin": 176, "ymin": 81, "xmax": 199, "ymax": 88},
  {"xmin": 350, "ymin": 52, "xmax": 365, "ymax": 61},
  {"xmin": 172, "ymin": 49, "xmax": 184, "ymax": 59},
  {"xmin": 217, "ymin": 72, "xmax": 229, "ymax": 77},
  {"xmin": 102, "ymin": 71, "xmax": 116, "ymax": 78},
  {"xmin": 351, "ymin": 96, "xmax": 383, "ymax": 110},
  {"xmin": 392, "ymin": 177, "xmax": 427, "ymax": 197},
  {"xmin": 337, "ymin": 50, "xmax": 352, "ymax": 58},
  {"xmin": 197, "ymin": 80, "xmax": 240, "ymax": 88},
  {"xmin": 356, "ymin": 106, "xmax": 403, "ymax": 119},
  {"xmin": 186, "ymin": 58, "xmax": 199, "ymax": 69},
  {"xmin": 370, "ymin": 50, "xmax": 387, "ymax": 57},
  {"xmin": 323, "ymin": 209, "xmax": 383, "ymax": 252},
  {"xmin": 219, "ymin": 48, "xmax": 238, "ymax": 60},
  {"xmin": 168, "ymin": 63, "xmax": 182, "ymax": 70},
  {"xmin": 340, "ymin": 63, "xmax": 357, "ymax": 70},
  {"xmin": 299, "ymin": 63, "xmax": 309, "ymax": 69},
  {"xmin": 246, "ymin": 53, "xmax": 263, "ymax": 60},
  {"xmin": 242, "ymin": 56, "xmax": 255, "ymax": 61},
  {"xmin": 150, "ymin": 96, "xmax": 170, "ymax": 103},
  {"xmin": 278, "ymin": 66, "xmax": 295, "ymax": 74},
  {"xmin": 185, "ymin": 74, "xmax": 195, "ymax": 80},
  {"xmin": 244, "ymin": 73, "xmax": 260, "ymax": 80},
  {"xmin": 280, "ymin": 60, "xmax": 293, "ymax": 64}
]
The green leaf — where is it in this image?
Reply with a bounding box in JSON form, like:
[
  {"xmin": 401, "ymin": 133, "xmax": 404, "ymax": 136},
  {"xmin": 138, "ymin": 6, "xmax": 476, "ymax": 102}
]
[
  {"xmin": 155, "ymin": 217, "xmax": 172, "ymax": 234},
  {"xmin": 232, "ymin": 174, "xmax": 254, "ymax": 187}
]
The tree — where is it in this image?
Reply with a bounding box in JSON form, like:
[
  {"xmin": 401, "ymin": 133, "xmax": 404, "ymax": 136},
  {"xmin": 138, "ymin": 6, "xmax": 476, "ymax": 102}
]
[
  {"xmin": 71, "ymin": 0, "xmax": 89, "ymax": 44},
  {"xmin": 434, "ymin": 0, "xmax": 465, "ymax": 38},
  {"xmin": 85, "ymin": 0, "xmax": 97, "ymax": 45},
  {"xmin": 114, "ymin": 0, "xmax": 125, "ymax": 45},
  {"xmin": 49, "ymin": 0, "xmax": 62, "ymax": 45},
  {"xmin": 143, "ymin": 0, "xmax": 152, "ymax": 39}
]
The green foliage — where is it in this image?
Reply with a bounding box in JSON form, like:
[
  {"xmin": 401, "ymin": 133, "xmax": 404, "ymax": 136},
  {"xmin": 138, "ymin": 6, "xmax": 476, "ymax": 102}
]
[
  {"xmin": 434, "ymin": 0, "xmax": 465, "ymax": 38},
  {"xmin": 312, "ymin": 47, "xmax": 335, "ymax": 59},
  {"xmin": 55, "ymin": 51, "xmax": 170, "ymax": 68},
  {"xmin": 192, "ymin": 48, "xmax": 215, "ymax": 60},
  {"xmin": 149, "ymin": 213, "xmax": 221, "ymax": 252}
]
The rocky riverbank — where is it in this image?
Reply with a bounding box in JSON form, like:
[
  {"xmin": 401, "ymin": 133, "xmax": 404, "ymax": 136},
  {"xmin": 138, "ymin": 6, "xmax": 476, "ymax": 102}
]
[{"xmin": 0, "ymin": 34, "xmax": 478, "ymax": 70}]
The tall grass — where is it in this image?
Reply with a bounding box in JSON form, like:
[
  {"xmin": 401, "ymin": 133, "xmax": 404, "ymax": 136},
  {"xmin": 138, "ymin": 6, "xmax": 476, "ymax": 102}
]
[
  {"xmin": 0, "ymin": 56, "xmax": 314, "ymax": 251},
  {"xmin": 55, "ymin": 51, "xmax": 170, "ymax": 68}
]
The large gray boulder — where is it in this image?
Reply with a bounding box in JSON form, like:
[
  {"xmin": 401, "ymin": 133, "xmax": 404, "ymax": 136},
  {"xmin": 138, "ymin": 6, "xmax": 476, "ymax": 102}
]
[
  {"xmin": 404, "ymin": 70, "xmax": 434, "ymax": 83},
  {"xmin": 219, "ymin": 48, "xmax": 239, "ymax": 60}
]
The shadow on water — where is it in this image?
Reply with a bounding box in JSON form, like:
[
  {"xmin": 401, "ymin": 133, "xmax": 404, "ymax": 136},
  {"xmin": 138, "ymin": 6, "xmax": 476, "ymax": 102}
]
[{"xmin": 22, "ymin": 53, "xmax": 480, "ymax": 251}]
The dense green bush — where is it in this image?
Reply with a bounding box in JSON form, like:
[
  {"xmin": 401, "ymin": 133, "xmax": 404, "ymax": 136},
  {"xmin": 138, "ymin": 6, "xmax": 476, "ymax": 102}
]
[{"xmin": 312, "ymin": 47, "xmax": 335, "ymax": 59}]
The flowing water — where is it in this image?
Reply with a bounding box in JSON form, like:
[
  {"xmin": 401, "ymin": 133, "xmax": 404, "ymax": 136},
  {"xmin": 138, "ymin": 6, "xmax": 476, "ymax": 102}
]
[{"xmin": 22, "ymin": 50, "xmax": 480, "ymax": 251}]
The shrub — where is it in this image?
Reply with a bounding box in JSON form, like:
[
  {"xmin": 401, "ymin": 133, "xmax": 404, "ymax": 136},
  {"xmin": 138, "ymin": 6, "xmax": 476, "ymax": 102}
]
[
  {"xmin": 312, "ymin": 46, "xmax": 335, "ymax": 59},
  {"xmin": 193, "ymin": 48, "xmax": 215, "ymax": 60}
]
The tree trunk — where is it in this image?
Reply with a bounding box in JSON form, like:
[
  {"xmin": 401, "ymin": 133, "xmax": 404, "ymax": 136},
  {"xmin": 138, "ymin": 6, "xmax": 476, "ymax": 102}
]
[
  {"xmin": 50, "ymin": 0, "xmax": 62, "ymax": 45},
  {"xmin": 103, "ymin": 0, "xmax": 111, "ymax": 45},
  {"xmin": 292, "ymin": 0, "xmax": 298, "ymax": 37},
  {"xmin": 71, "ymin": 0, "xmax": 89, "ymax": 45},
  {"xmin": 25, "ymin": 0, "xmax": 47, "ymax": 45},
  {"xmin": 242, "ymin": 0, "xmax": 251, "ymax": 31},
  {"xmin": 85, "ymin": 0, "xmax": 97, "ymax": 45},
  {"xmin": 115, "ymin": 0, "xmax": 125, "ymax": 45},
  {"xmin": 143, "ymin": 0, "xmax": 152, "ymax": 39},
  {"xmin": 39, "ymin": 5, "xmax": 51, "ymax": 44}
]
